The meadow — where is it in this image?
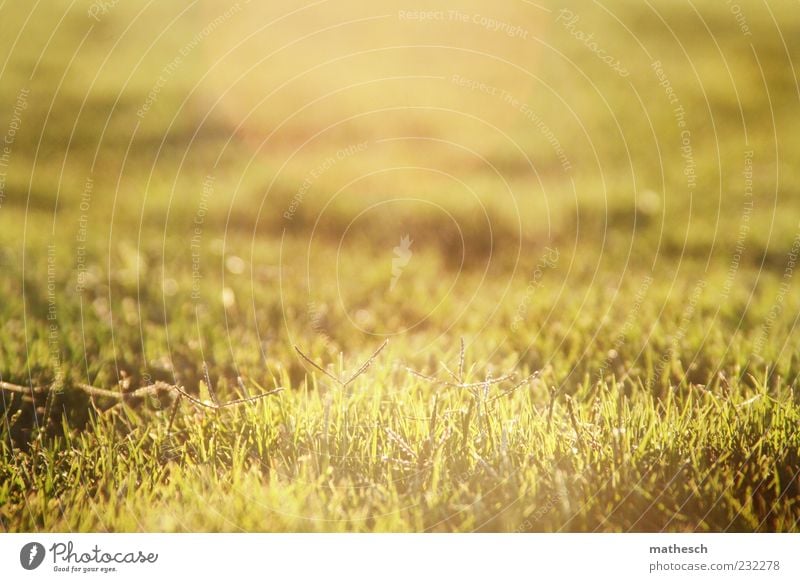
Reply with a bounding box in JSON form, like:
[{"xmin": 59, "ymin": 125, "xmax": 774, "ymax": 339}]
[{"xmin": 1, "ymin": 0, "xmax": 799, "ymax": 531}]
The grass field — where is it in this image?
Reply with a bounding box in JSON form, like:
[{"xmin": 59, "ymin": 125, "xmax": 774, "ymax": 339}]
[{"xmin": 1, "ymin": 0, "xmax": 800, "ymax": 532}]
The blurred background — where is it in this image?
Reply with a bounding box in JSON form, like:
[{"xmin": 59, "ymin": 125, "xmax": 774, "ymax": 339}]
[{"xmin": 1, "ymin": 0, "xmax": 799, "ymax": 407}]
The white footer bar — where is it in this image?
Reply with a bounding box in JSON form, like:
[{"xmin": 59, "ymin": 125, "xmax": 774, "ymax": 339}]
[{"xmin": 1, "ymin": 534, "xmax": 796, "ymax": 581}]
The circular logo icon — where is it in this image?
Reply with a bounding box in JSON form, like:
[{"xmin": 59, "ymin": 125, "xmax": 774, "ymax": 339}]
[{"xmin": 20, "ymin": 542, "xmax": 46, "ymax": 570}]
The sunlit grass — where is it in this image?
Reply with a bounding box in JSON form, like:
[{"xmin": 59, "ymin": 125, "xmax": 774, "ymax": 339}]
[{"xmin": 2, "ymin": 0, "xmax": 800, "ymax": 531}]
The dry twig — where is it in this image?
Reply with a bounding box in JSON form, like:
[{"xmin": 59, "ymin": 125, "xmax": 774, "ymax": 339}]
[
  {"xmin": 406, "ymin": 337, "xmax": 535, "ymax": 393},
  {"xmin": 0, "ymin": 379, "xmax": 282, "ymax": 411},
  {"xmin": 294, "ymin": 340, "xmax": 389, "ymax": 387}
]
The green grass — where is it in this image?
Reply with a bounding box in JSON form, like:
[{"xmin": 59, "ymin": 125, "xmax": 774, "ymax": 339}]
[{"xmin": 1, "ymin": 0, "xmax": 800, "ymax": 531}]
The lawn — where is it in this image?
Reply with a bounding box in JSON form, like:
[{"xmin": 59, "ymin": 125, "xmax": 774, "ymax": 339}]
[{"xmin": 1, "ymin": 0, "xmax": 799, "ymax": 532}]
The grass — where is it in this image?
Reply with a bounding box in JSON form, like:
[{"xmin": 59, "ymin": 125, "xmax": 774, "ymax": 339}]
[{"xmin": 1, "ymin": 0, "xmax": 800, "ymax": 532}]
